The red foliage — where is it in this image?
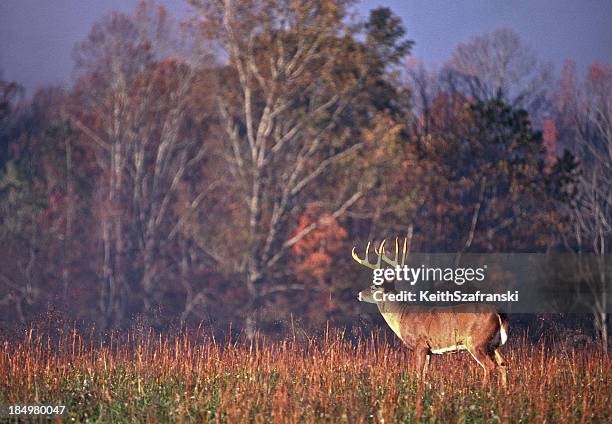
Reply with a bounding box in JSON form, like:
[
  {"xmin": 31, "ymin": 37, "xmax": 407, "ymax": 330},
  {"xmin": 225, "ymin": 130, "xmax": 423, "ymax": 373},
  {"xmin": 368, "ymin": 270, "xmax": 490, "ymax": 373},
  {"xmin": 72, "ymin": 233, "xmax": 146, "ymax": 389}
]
[{"xmin": 291, "ymin": 205, "xmax": 347, "ymax": 283}]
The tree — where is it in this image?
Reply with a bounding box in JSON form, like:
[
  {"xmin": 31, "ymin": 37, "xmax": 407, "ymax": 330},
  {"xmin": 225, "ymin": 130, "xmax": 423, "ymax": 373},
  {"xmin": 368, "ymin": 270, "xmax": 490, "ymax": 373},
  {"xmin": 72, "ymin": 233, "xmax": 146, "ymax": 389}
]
[
  {"xmin": 444, "ymin": 28, "xmax": 552, "ymax": 121},
  {"xmin": 426, "ymin": 99, "xmax": 549, "ymax": 252},
  {"xmin": 189, "ymin": 0, "xmax": 411, "ymax": 335},
  {"xmin": 405, "ymin": 43, "xmax": 560, "ymax": 253},
  {"xmin": 0, "ymin": 84, "xmax": 75, "ymax": 323},
  {"xmin": 405, "ymin": 60, "xmax": 553, "ymax": 252},
  {"xmin": 68, "ymin": 5, "xmax": 210, "ymax": 327},
  {"xmin": 556, "ymin": 63, "xmax": 611, "ymax": 352},
  {"xmin": 0, "ymin": 77, "xmax": 21, "ymax": 168}
]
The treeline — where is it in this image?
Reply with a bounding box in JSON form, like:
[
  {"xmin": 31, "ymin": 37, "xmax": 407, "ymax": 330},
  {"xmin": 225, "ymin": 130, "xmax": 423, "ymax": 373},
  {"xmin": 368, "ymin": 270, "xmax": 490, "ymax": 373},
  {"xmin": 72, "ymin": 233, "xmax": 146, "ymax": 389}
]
[{"xmin": 0, "ymin": 1, "xmax": 609, "ymax": 348}]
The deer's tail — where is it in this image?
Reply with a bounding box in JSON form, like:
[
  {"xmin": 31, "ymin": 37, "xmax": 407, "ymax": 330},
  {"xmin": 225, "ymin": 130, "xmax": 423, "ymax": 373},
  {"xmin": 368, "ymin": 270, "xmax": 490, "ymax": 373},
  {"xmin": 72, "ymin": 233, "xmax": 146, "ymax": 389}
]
[{"xmin": 497, "ymin": 313, "xmax": 509, "ymax": 346}]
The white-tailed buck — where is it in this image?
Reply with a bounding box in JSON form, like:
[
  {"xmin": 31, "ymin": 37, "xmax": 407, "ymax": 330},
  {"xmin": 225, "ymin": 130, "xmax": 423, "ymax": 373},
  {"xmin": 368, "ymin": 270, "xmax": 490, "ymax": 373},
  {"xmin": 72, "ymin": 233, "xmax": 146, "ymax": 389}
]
[{"xmin": 353, "ymin": 239, "xmax": 508, "ymax": 387}]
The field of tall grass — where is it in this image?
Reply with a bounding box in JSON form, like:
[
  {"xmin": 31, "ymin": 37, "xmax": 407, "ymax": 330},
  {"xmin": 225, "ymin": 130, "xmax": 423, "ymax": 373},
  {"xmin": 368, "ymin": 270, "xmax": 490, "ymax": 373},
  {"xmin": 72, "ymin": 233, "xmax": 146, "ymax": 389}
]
[{"xmin": 0, "ymin": 326, "xmax": 610, "ymax": 423}]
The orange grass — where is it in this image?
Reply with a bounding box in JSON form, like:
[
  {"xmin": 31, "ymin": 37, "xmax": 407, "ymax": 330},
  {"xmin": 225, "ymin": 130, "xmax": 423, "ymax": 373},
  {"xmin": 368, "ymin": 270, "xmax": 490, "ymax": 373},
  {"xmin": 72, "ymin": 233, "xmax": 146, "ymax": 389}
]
[{"xmin": 0, "ymin": 327, "xmax": 610, "ymax": 423}]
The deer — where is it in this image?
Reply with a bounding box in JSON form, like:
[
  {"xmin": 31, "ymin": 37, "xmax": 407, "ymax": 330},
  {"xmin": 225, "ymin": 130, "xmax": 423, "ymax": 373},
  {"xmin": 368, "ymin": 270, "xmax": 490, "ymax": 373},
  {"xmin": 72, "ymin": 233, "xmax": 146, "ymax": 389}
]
[{"xmin": 352, "ymin": 238, "xmax": 509, "ymax": 387}]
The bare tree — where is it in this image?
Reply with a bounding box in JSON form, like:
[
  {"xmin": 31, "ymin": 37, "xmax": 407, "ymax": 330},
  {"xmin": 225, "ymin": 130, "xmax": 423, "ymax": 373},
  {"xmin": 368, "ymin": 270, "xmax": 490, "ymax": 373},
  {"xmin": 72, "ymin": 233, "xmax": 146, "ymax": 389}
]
[
  {"xmin": 564, "ymin": 64, "xmax": 611, "ymax": 352},
  {"xmin": 444, "ymin": 28, "xmax": 552, "ymax": 120},
  {"xmin": 191, "ymin": 0, "xmax": 372, "ymax": 335},
  {"xmin": 68, "ymin": 8, "xmax": 209, "ymax": 326}
]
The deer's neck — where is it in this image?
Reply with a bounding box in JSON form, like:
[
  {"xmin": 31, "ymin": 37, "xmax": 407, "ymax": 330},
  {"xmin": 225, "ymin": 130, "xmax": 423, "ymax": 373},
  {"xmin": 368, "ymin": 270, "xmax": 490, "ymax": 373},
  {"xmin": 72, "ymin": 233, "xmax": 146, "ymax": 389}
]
[{"xmin": 376, "ymin": 296, "xmax": 405, "ymax": 341}]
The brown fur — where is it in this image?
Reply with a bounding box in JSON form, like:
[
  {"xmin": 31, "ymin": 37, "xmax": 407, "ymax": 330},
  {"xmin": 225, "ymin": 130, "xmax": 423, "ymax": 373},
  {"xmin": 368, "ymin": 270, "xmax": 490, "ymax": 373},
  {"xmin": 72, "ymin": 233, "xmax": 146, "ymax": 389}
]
[{"xmin": 361, "ymin": 287, "xmax": 508, "ymax": 387}]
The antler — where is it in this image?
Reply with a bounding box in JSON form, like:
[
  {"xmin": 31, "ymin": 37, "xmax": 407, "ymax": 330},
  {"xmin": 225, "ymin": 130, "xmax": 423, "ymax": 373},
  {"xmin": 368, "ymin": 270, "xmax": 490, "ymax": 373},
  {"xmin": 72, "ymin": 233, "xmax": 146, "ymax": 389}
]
[
  {"xmin": 351, "ymin": 241, "xmax": 382, "ymax": 270},
  {"xmin": 352, "ymin": 237, "xmax": 409, "ymax": 269}
]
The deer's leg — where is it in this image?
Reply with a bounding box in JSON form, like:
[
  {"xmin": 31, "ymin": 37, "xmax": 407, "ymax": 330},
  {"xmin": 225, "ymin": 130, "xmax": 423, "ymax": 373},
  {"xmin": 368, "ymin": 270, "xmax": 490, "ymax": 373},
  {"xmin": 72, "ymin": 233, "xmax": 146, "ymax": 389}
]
[
  {"xmin": 467, "ymin": 346, "xmax": 497, "ymax": 385},
  {"xmin": 494, "ymin": 349, "xmax": 508, "ymax": 388},
  {"xmin": 414, "ymin": 344, "xmax": 430, "ymax": 381},
  {"xmin": 423, "ymin": 353, "xmax": 431, "ymax": 378}
]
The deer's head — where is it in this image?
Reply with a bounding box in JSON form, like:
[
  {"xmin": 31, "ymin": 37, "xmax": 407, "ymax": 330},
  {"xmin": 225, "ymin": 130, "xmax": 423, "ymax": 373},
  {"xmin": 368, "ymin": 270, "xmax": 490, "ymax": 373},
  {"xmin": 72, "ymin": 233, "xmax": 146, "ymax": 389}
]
[{"xmin": 352, "ymin": 238, "xmax": 409, "ymax": 303}]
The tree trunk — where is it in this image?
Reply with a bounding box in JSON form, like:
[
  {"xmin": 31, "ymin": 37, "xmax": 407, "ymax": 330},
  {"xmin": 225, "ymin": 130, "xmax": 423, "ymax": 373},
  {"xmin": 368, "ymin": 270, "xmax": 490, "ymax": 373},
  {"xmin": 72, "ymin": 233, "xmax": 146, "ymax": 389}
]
[
  {"xmin": 596, "ymin": 312, "xmax": 608, "ymax": 354},
  {"xmin": 244, "ymin": 267, "xmax": 261, "ymax": 339}
]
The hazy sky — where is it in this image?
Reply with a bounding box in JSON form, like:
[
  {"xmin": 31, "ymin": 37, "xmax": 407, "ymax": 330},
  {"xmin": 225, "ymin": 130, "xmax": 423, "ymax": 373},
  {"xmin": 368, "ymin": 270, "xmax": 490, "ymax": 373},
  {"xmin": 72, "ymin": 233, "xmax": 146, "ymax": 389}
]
[{"xmin": 1, "ymin": 0, "xmax": 610, "ymax": 94}]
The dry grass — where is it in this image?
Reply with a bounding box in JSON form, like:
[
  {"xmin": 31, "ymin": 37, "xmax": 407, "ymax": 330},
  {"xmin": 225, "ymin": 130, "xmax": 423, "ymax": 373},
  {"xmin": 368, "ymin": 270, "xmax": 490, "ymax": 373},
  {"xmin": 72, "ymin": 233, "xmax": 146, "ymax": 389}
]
[{"xmin": 0, "ymin": 326, "xmax": 610, "ymax": 423}]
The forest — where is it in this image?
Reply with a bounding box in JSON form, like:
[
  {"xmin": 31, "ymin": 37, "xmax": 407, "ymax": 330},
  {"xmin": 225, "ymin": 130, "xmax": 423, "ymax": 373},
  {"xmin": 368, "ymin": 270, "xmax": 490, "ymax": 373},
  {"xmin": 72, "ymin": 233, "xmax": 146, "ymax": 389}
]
[{"xmin": 0, "ymin": 0, "xmax": 609, "ymax": 352}]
